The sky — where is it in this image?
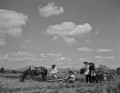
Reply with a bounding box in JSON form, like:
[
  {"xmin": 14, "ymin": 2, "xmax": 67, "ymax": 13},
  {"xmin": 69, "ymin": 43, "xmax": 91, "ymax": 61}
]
[{"xmin": 0, "ymin": 0, "xmax": 119, "ymax": 69}]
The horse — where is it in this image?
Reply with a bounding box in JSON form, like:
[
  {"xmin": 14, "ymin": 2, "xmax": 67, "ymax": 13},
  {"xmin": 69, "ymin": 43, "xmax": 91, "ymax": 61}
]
[{"xmin": 20, "ymin": 66, "xmax": 47, "ymax": 82}]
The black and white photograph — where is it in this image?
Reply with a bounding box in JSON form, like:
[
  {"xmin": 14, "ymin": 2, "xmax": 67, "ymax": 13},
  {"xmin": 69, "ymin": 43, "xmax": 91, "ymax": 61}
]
[{"xmin": 0, "ymin": 0, "xmax": 119, "ymax": 93}]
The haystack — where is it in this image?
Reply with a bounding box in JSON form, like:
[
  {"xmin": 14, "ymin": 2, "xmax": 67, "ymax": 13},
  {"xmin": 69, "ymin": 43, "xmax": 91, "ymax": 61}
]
[{"xmin": 96, "ymin": 64, "xmax": 110, "ymax": 74}]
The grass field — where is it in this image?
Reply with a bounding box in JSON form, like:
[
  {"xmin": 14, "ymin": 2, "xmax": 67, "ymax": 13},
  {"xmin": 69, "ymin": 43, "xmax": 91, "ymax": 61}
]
[{"xmin": 0, "ymin": 72, "xmax": 120, "ymax": 93}]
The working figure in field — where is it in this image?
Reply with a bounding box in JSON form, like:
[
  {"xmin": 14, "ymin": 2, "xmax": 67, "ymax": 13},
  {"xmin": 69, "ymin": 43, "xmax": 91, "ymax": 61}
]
[
  {"xmin": 82, "ymin": 62, "xmax": 98, "ymax": 83},
  {"xmin": 62, "ymin": 70, "xmax": 75, "ymax": 83},
  {"xmin": 91, "ymin": 70, "xmax": 97, "ymax": 83},
  {"xmin": 50, "ymin": 65, "xmax": 58, "ymax": 80},
  {"xmin": 88, "ymin": 62, "xmax": 105, "ymax": 83},
  {"xmin": 81, "ymin": 62, "xmax": 113, "ymax": 83},
  {"xmin": 20, "ymin": 66, "xmax": 47, "ymax": 82},
  {"xmin": 89, "ymin": 63, "xmax": 98, "ymax": 83},
  {"xmin": 83, "ymin": 61, "xmax": 91, "ymax": 83}
]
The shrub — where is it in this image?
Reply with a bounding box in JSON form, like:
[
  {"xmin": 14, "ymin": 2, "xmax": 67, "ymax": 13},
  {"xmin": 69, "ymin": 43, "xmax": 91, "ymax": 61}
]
[{"xmin": 0, "ymin": 67, "xmax": 5, "ymax": 73}]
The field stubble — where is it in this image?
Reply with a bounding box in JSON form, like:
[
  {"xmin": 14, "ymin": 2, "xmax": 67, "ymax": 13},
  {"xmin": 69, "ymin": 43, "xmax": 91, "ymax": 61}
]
[{"xmin": 0, "ymin": 73, "xmax": 120, "ymax": 93}]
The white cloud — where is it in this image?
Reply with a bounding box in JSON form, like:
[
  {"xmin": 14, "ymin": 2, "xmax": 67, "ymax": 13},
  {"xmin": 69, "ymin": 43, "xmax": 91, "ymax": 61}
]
[
  {"xmin": 96, "ymin": 49, "xmax": 114, "ymax": 52},
  {"xmin": 7, "ymin": 28, "xmax": 22, "ymax": 37},
  {"xmin": 96, "ymin": 60, "xmax": 104, "ymax": 63},
  {"xmin": 45, "ymin": 22, "xmax": 92, "ymax": 37},
  {"xmin": 95, "ymin": 56, "xmax": 115, "ymax": 59},
  {"xmin": 38, "ymin": 2, "xmax": 64, "ymax": 17},
  {"xmin": 78, "ymin": 58, "xmax": 90, "ymax": 61},
  {"xmin": 4, "ymin": 55, "xmax": 8, "ymax": 60},
  {"xmin": 43, "ymin": 22, "xmax": 92, "ymax": 45},
  {"xmin": 40, "ymin": 53, "xmax": 62, "ymax": 57},
  {"xmin": 62, "ymin": 37, "xmax": 77, "ymax": 45},
  {"xmin": 12, "ymin": 51, "xmax": 34, "ymax": 57},
  {"xmin": 47, "ymin": 53, "xmax": 62, "ymax": 56},
  {"xmin": 59, "ymin": 57, "xmax": 65, "ymax": 61},
  {"xmin": 55, "ymin": 57, "xmax": 72, "ymax": 61},
  {"xmin": 0, "ymin": 9, "xmax": 28, "ymax": 45},
  {"xmin": 77, "ymin": 47, "xmax": 93, "ymax": 52},
  {"xmin": 5, "ymin": 52, "xmax": 62, "ymax": 62},
  {"xmin": 4, "ymin": 51, "xmax": 37, "ymax": 62}
]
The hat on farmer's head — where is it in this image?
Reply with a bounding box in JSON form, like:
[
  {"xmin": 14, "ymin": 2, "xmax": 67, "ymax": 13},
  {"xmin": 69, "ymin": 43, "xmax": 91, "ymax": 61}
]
[
  {"xmin": 52, "ymin": 64, "xmax": 56, "ymax": 67},
  {"xmin": 68, "ymin": 70, "xmax": 74, "ymax": 74},
  {"xmin": 89, "ymin": 63, "xmax": 95, "ymax": 66},
  {"xmin": 89, "ymin": 62, "xmax": 94, "ymax": 65},
  {"xmin": 89, "ymin": 63, "xmax": 95, "ymax": 70},
  {"xmin": 83, "ymin": 61, "xmax": 88, "ymax": 64}
]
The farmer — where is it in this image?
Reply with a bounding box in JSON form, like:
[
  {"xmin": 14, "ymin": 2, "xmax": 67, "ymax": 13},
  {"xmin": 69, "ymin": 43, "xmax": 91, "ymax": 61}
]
[
  {"xmin": 30, "ymin": 65, "xmax": 35, "ymax": 76},
  {"xmin": 50, "ymin": 64, "xmax": 58, "ymax": 80},
  {"xmin": 83, "ymin": 61, "xmax": 91, "ymax": 83},
  {"xmin": 62, "ymin": 70, "xmax": 75, "ymax": 83},
  {"xmin": 91, "ymin": 70, "xmax": 97, "ymax": 83},
  {"xmin": 89, "ymin": 63, "xmax": 97, "ymax": 83}
]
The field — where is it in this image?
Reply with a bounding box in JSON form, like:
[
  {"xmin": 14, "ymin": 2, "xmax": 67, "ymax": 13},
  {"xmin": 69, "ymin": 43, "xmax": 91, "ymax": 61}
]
[{"xmin": 0, "ymin": 71, "xmax": 120, "ymax": 93}]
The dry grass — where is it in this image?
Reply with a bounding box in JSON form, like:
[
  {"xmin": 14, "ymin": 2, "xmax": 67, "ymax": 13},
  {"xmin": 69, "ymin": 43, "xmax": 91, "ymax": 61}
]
[{"xmin": 0, "ymin": 73, "xmax": 120, "ymax": 93}]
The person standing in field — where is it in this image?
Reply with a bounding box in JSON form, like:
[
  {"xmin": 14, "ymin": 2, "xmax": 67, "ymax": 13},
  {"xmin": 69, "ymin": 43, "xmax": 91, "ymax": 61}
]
[
  {"xmin": 83, "ymin": 61, "xmax": 91, "ymax": 83},
  {"xmin": 50, "ymin": 64, "xmax": 58, "ymax": 80},
  {"xmin": 89, "ymin": 63, "xmax": 97, "ymax": 83},
  {"xmin": 30, "ymin": 65, "xmax": 35, "ymax": 76},
  {"xmin": 91, "ymin": 70, "xmax": 97, "ymax": 83}
]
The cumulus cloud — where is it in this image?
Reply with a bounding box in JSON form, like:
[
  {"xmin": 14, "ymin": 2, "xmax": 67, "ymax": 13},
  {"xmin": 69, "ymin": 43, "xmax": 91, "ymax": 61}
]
[
  {"xmin": 3, "ymin": 51, "xmax": 37, "ymax": 62},
  {"xmin": 96, "ymin": 49, "xmax": 114, "ymax": 52},
  {"xmin": 95, "ymin": 56, "xmax": 115, "ymax": 59},
  {"xmin": 12, "ymin": 51, "xmax": 34, "ymax": 57},
  {"xmin": 2, "ymin": 52, "xmax": 78, "ymax": 68},
  {"xmin": 38, "ymin": 2, "xmax": 64, "ymax": 17},
  {"xmin": 43, "ymin": 22, "xmax": 92, "ymax": 45},
  {"xmin": 7, "ymin": 28, "xmax": 22, "ymax": 37},
  {"xmin": 0, "ymin": 9, "xmax": 28, "ymax": 45},
  {"xmin": 5, "ymin": 52, "xmax": 62, "ymax": 62},
  {"xmin": 40, "ymin": 53, "xmax": 62, "ymax": 57},
  {"xmin": 77, "ymin": 47, "xmax": 93, "ymax": 52},
  {"xmin": 56, "ymin": 57, "xmax": 71, "ymax": 61},
  {"xmin": 78, "ymin": 58, "xmax": 90, "ymax": 61},
  {"xmin": 62, "ymin": 37, "xmax": 77, "ymax": 45},
  {"xmin": 45, "ymin": 22, "xmax": 92, "ymax": 36},
  {"xmin": 96, "ymin": 60, "xmax": 104, "ymax": 63}
]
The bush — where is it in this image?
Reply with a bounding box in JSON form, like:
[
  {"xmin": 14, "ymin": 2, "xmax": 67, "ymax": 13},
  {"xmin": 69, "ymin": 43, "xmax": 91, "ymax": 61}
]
[
  {"xmin": 116, "ymin": 67, "xmax": 120, "ymax": 75},
  {"xmin": 0, "ymin": 67, "xmax": 5, "ymax": 73},
  {"xmin": 80, "ymin": 68, "xmax": 85, "ymax": 74}
]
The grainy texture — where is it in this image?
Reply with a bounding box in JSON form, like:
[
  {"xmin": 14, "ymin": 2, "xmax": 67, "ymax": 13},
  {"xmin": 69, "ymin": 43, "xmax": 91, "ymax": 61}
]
[{"xmin": 0, "ymin": 72, "xmax": 120, "ymax": 93}]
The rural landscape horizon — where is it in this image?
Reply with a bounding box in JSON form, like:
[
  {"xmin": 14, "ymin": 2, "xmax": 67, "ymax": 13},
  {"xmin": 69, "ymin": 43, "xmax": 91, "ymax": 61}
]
[{"xmin": 0, "ymin": 0, "xmax": 120, "ymax": 93}]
